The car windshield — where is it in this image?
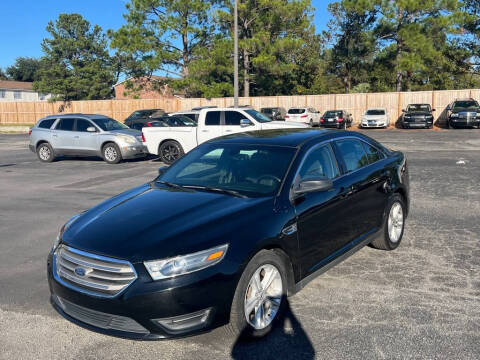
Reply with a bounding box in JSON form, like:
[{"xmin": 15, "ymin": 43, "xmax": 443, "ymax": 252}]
[
  {"xmin": 407, "ymin": 104, "xmax": 431, "ymax": 112},
  {"xmin": 288, "ymin": 109, "xmax": 305, "ymax": 114},
  {"xmin": 453, "ymin": 101, "xmax": 479, "ymax": 110},
  {"xmin": 91, "ymin": 117, "xmax": 129, "ymax": 131},
  {"xmin": 158, "ymin": 143, "xmax": 296, "ymax": 197},
  {"xmin": 365, "ymin": 110, "xmax": 385, "ymax": 115},
  {"xmin": 325, "ymin": 111, "xmax": 342, "ymax": 117},
  {"xmin": 245, "ymin": 109, "xmax": 272, "ymax": 123}
]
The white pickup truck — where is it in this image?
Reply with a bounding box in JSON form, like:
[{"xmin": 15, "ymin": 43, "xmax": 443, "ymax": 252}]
[{"xmin": 142, "ymin": 107, "xmax": 308, "ymax": 163}]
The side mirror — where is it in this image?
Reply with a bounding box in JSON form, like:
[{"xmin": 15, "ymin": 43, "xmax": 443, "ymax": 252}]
[
  {"xmin": 158, "ymin": 166, "xmax": 169, "ymax": 176},
  {"xmin": 86, "ymin": 126, "xmax": 96, "ymax": 132},
  {"xmin": 240, "ymin": 119, "xmax": 253, "ymax": 127},
  {"xmin": 293, "ymin": 177, "xmax": 333, "ymax": 197}
]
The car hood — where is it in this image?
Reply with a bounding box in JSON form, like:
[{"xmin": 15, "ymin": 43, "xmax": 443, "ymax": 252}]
[
  {"xmin": 363, "ymin": 115, "xmax": 386, "ymax": 120},
  {"xmin": 261, "ymin": 121, "xmax": 308, "ymax": 129},
  {"xmin": 108, "ymin": 129, "xmax": 142, "ymax": 137},
  {"xmin": 61, "ymin": 183, "xmax": 274, "ymax": 262}
]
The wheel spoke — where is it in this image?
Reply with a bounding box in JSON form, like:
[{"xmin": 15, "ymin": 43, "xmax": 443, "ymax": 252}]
[
  {"xmin": 253, "ymin": 302, "xmax": 264, "ymax": 328},
  {"xmin": 262, "ymin": 267, "xmax": 276, "ymax": 291},
  {"xmin": 253, "ymin": 271, "xmax": 263, "ymax": 293},
  {"xmin": 245, "ymin": 295, "xmax": 257, "ymax": 316}
]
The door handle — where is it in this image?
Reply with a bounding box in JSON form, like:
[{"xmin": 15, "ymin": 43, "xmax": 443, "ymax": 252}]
[
  {"xmin": 52, "ymin": 134, "xmax": 58, "ymax": 137},
  {"xmin": 201, "ymin": 130, "xmax": 209, "ymax": 133},
  {"xmin": 225, "ymin": 130, "xmax": 233, "ymax": 133}
]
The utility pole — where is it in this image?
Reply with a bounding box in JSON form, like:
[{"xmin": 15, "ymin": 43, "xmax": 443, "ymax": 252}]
[{"xmin": 234, "ymin": 0, "xmax": 239, "ymax": 107}]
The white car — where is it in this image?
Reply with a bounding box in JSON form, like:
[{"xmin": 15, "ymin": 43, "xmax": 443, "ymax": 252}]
[
  {"xmin": 143, "ymin": 107, "xmax": 307, "ymax": 164},
  {"xmin": 361, "ymin": 108, "xmax": 390, "ymax": 128},
  {"xmin": 285, "ymin": 107, "xmax": 321, "ymax": 126}
]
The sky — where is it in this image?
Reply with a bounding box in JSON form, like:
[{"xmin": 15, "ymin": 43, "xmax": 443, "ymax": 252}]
[{"xmin": 0, "ymin": 0, "xmax": 333, "ymax": 70}]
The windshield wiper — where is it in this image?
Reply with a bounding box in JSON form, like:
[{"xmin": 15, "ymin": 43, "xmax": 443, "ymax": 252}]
[
  {"xmin": 182, "ymin": 185, "xmax": 247, "ymax": 198},
  {"xmin": 155, "ymin": 180, "xmax": 184, "ymax": 190}
]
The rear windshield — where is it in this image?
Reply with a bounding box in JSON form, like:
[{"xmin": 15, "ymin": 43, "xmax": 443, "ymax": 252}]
[
  {"xmin": 288, "ymin": 108, "xmax": 305, "ymax": 114},
  {"xmin": 453, "ymin": 101, "xmax": 479, "ymax": 110},
  {"xmin": 365, "ymin": 110, "xmax": 385, "ymax": 115},
  {"xmin": 325, "ymin": 111, "xmax": 342, "ymax": 117},
  {"xmin": 407, "ymin": 104, "xmax": 431, "ymax": 112}
]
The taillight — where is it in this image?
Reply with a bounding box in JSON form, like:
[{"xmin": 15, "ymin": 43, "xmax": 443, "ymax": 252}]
[
  {"xmin": 301, "ymin": 114, "xmax": 308, "ymax": 118},
  {"xmin": 338, "ymin": 118, "xmax": 344, "ymax": 122},
  {"xmin": 285, "ymin": 115, "xmax": 289, "ymax": 119},
  {"xmin": 141, "ymin": 133, "xmax": 146, "ymax": 142},
  {"xmin": 28, "ymin": 129, "xmax": 32, "ymax": 135},
  {"xmin": 146, "ymin": 122, "xmax": 153, "ymax": 127},
  {"xmin": 320, "ymin": 118, "xmax": 325, "ymax": 123}
]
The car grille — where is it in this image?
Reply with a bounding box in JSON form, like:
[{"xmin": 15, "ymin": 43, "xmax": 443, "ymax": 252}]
[
  {"xmin": 53, "ymin": 296, "xmax": 149, "ymax": 334},
  {"xmin": 54, "ymin": 245, "xmax": 137, "ymax": 298},
  {"xmin": 458, "ymin": 112, "xmax": 476, "ymax": 120}
]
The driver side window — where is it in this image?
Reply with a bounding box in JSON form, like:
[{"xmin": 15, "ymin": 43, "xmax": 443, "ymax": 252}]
[{"xmin": 299, "ymin": 144, "xmax": 339, "ymax": 180}]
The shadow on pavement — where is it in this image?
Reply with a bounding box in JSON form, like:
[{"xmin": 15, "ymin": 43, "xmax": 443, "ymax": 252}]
[{"xmin": 230, "ymin": 299, "xmax": 315, "ymax": 360}]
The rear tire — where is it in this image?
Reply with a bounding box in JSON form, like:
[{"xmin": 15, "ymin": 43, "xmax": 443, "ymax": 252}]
[
  {"xmin": 371, "ymin": 194, "xmax": 405, "ymax": 251},
  {"xmin": 159, "ymin": 140, "xmax": 184, "ymax": 164},
  {"xmin": 36, "ymin": 142, "xmax": 55, "ymax": 163},
  {"xmin": 102, "ymin": 143, "xmax": 122, "ymax": 164},
  {"xmin": 224, "ymin": 250, "xmax": 287, "ymax": 339}
]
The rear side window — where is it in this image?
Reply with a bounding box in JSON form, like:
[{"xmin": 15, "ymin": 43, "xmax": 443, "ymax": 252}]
[
  {"xmin": 288, "ymin": 109, "xmax": 305, "ymax": 114},
  {"xmin": 205, "ymin": 111, "xmax": 221, "ymax": 126},
  {"xmin": 299, "ymin": 144, "xmax": 339, "ymax": 180},
  {"xmin": 224, "ymin": 111, "xmax": 245, "ymax": 126},
  {"xmin": 335, "ymin": 139, "xmax": 369, "ymax": 173},
  {"xmin": 361, "ymin": 142, "xmax": 384, "ymax": 164},
  {"xmin": 55, "ymin": 118, "xmax": 75, "ymax": 131},
  {"xmin": 38, "ymin": 119, "xmax": 55, "ymax": 129}
]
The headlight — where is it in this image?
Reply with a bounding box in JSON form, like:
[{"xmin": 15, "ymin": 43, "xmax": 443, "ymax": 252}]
[
  {"xmin": 118, "ymin": 135, "xmax": 137, "ymax": 144},
  {"xmin": 144, "ymin": 244, "xmax": 228, "ymax": 280},
  {"xmin": 450, "ymin": 113, "xmax": 459, "ymax": 117},
  {"xmin": 53, "ymin": 213, "xmax": 82, "ymax": 251}
]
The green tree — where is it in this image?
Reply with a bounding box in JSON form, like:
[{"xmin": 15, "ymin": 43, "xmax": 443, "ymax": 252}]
[
  {"xmin": 0, "ymin": 68, "xmax": 7, "ymax": 80},
  {"xmin": 327, "ymin": 0, "xmax": 377, "ymax": 93},
  {"xmin": 218, "ymin": 0, "xmax": 315, "ymax": 97},
  {"xmin": 111, "ymin": 0, "xmax": 217, "ymax": 81},
  {"xmin": 6, "ymin": 57, "xmax": 41, "ymax": 82},
  {"xmin": 34, "ymin": 13, "xmax": 116, "ymax": 101}
]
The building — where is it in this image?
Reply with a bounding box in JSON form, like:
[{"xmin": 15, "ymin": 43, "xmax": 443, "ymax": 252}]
[
  {"xmin": 0, "ymin": 80, "xmax": 52, "ymax": 101},
  {"xmin": 114, "ymin": 76, "xmax": 183, "ymax": 100}
]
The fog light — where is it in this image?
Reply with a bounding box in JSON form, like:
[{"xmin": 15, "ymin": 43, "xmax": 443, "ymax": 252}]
[{"xmin": 153, "ymin": 308, "xmax": 213, "ymax": 335}]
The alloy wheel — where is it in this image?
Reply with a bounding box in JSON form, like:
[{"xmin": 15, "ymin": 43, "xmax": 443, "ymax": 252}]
[
  {"xmin": 104, "ymin": 146, "xmax": 118, "ymax": 162},
  {"xmin": 163, "ymin": 145, "xmax": 179, "ymax": 162},
  {"xmin": 388, "ymin": 202, "xmax": 404, "ymax": 243},
  {"xmin": 244, "ymin": 264, "xmax": 283, "ymax": 330},
  {"xmin": 38, "ymin": 145, "xmax": 51, "ymax": 161}
]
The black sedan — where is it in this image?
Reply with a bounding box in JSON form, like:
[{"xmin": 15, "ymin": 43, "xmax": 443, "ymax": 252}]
[
  {"xmin": 47, "ymin": 129, "xmax": 409, "ymax": 340},
  {"xmin": 401, "ymin": 104, "xmax": 435, "ymax": 129},
  {"xmin": 320, "ymin": 110, "xmax": 354, "ymax": 129}
]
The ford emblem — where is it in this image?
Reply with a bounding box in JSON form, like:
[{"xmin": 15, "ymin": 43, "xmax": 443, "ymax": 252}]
[{"xmin": 74, "ymin": 266, "xmax": 87, "ymax": 277}]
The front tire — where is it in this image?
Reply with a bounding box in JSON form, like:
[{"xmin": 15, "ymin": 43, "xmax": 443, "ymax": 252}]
[
  {"xmin": 102, "ymin": 143, "xmax": 122, "ymax": 164},
  {"xmin": 159, "ymin": 140, "xmax": 184, "ymax": 164},
  {"xmin": 225, "ymin": 250, "xmax": 287, "ymax": 339},
  {"xmin": 37, "ymin": 142, "xmax": 55, "ymax": 163},
  {"xmin": 371, "ymin": 194, "xmax": 405, "ymax": 250}
]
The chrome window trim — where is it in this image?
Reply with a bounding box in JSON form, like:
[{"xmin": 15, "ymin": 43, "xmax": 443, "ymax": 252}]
[{"xmin": 53, "ymin": 245, "xmax": 138, "ymax": 299}]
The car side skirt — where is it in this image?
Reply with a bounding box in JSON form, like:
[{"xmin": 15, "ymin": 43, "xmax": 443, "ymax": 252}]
[{"xmin": 293, "ymin": 226, "xmax": 383, "ymax": 293}]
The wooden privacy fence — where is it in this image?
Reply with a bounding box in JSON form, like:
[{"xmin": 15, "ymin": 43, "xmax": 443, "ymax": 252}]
[{"xmin": 1, "ymin": 89, "xmax": 479, "ymax": 125}]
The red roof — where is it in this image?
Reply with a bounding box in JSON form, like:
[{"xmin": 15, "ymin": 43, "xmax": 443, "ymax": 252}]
[{"xmin": 0, "ymin": 80, "xmax": 34, "ymax": 91}]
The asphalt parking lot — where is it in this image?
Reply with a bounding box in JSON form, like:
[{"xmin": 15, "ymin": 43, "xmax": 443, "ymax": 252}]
[{"xmin": 0, "ymin": 129, "xmax": 479, "ymax": 360}]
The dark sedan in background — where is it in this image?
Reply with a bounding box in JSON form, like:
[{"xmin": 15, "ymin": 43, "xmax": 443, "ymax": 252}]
[
  {"xmin": 401, "ymin": 104, "xmax": 435, "ymax": 129},
  {"xmin": 320, "ymin": 110, "xmax": 353, "ymax": 129},
  {"xmin": 127, "ymin": 115, "xmax": 196, "ymax": 130},
  {"xmin": 124, "ymin": 109, "xmax": 165, "ymax": 129},
  {"xmin": 447, "ymin": 98, "xmax": 480, "ymax": 128},
  {"xmin": 48, "ymin": 129, "xmax": 409, "ymax": 340}
]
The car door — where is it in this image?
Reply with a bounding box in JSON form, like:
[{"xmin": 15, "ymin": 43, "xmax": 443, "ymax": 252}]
[
  {"xmin": 332, "ymin": 138, "xmax": 388, "ymax": 246},
  {"xmin": 223, "ymin": 110, "xmax": 261, "ymax": 136},
  {"xmin": 75, "ymin": 119, "xmax": 99, "ymax": 154},
  {"xmin": 51, "ymin": 118, "xmax": 76, "ymax": 153},
  {"xmin": 197, "ymin": 111, "xmax": 223, "ymax": 144},
  {"xmin": 293, "ymin": 142, "xmax": 347, "ymax": 278}
]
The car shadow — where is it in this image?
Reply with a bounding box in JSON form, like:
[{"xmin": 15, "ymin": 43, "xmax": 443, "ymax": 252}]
[
  {"xmin": 230, "ymin": 299, "xmax": 315, "ymax": 360},
  {"xmin": 434, "ymin": 107, "xmax": 449, "ymax": 128}
]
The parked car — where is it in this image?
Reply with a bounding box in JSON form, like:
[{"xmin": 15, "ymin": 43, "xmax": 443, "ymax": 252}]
[
  {"xmin": 142, "ymin": 107, "xmax": 307, "ymax": 164},
  {"xmin": 285, "ymin": 107, "xmax": 321, "ymax": 126},
  {"xmin": 320, "ymin": 110, "xmax": 354, "ymax": 129},
  {"xmin": 446, "ymin": 98, "xmax": 480, "ymax": 129},
  {"xmin": 124, "ymin": 109, "xmax": 165, "ymax": 127},
  {"xmin": 401, "ymin": 104, "xmax": 435, "ymax": 129},
  {"xmin": 361, "ymin": 108, "xmax": 390, "ymax": 128},
  {"xmin": 48, "ymin": 128, "xmax": 409, "ymax": 340},
  {"xmin": 260, "ymin": 107, "xmax": 287, "ymax": 121},
  {"xmin": 129, "ymin": 115, "xmax": 197, "ymax": 130},
  {"xmin": 169, "ymin": 110, "xmax": 201, "ymax": 123},
  {"xmin": 29, "ymin": 114, "xmax": 147, "ymax": 164}
]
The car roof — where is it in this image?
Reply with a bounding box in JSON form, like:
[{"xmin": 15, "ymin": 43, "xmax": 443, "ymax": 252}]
[
  {"xmin": 206, "ymin": 128, "xmax": 364, "ymax": 148},
  {"xmin": 42, "ymin": 113, "xmax": 111, "ymax": 119}
]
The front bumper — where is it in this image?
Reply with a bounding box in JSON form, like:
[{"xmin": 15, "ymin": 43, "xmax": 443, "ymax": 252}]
[
  {"xmin": 449, "ymin": 118, "xmax": 480, "ymax": 127},
  {"xmin": 47, "ymin": 252, "xmax": 237, "ymax": 339},
  {"xmin": 361, "ymin": 122, "xmax": 386, "ymax": 128},
  {"xmin": 402, "ymin": 119, "xmax": 432, "ymax": 128},
  {"xmin": 120, "ymin": 145, "xmax": 148, "ymax": 159}
]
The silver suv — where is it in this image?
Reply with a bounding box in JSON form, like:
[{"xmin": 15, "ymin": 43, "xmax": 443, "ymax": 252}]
[{"xmin": 29, "ymin": 114, "xmax": 147, "ymax": 164}]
